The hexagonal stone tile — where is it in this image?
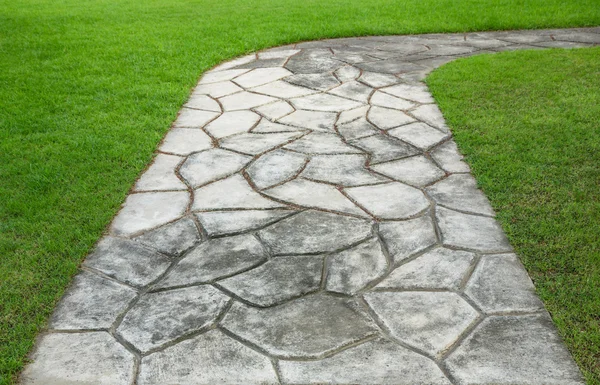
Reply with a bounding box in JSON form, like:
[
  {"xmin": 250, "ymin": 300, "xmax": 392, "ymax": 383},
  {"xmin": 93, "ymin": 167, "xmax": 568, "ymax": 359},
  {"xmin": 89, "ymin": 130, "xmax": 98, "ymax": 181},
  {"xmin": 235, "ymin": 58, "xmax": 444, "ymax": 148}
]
[
  {"xmin": 379, "ymin": 215, "xmax": 438, "ymax": 264},
  {"xmin": 426, "ymin": 174, "xmax": 495, "ymax": 216},
  {"xmin": 436, "ymin": 206, "xmax": 511, "ymax": 252},
  {"xmin": 380, "ymin": 83, "xmax": 435, "ymax": 103},
  {"xmin": 257, "ymin": 210, "xmax": 372, "ymax": 255},
  {"xmin": 326, "ymin": 237, "xmax": 388, "ymax": 295},
  {"xmin": 337, "ymin": 118, "xmax": 379, "ymax": 140},
  {"xmin": 173, "ymin": 108, "xmax": 219, "ymax": 128},
  {"xmin": 138, "ymin": 330, "xmax": 278, "ymax": 385},
  {"xmin": 219, "ymin": 255, "xmax": 323, "ymax": 307},
  {"xmin": 368, "ymin": 106, "xmax": 416, "ymax": 130},
  {"xmin": 446, "ymin": 315, "xmax": 585, "ymax": 385},
  {"xmin": 232, "ymin": 67, "xmax": 292, "ymax": 88},
  {"xmin": 133, "ymin": 217, "xmax": 200, "ymax": 256},
  {"xmin": 364, "ymin": 291, "xmax": 479, "ymax": 356},
  {"xmin": 133, "ymin": 154, "xmax": 186, "ymax": 192},
  {"xmin": 196, "ymin": 209, "xmax": 296, "ymax": 236},
  {"xmin": 284, "ymin": 132, "xmax": 363, "ymax": 154},
  {"xmin": 158, "ymin": 128, "xmax": 213, "ymax": 156},
  {"xmin": 83, "ymin": 237, "xmax": 171, "ymax": 288},
  {"xmin": 204, "ymin": 110, "xmax": 261, "ymax": 138},
  {"xmin": 21, "ymin": 332, "xmax": 135, "ymax": 385},
  {"xmin": 155, "ymin": 234, "xmax": 267, "ymax": 289},
  {"xmin": 387, "ymin": 122, "xmax": 448, "ymax": 149},
  {"xmin": 285, "ymin": 73, "xmax": 341, "ymax": 90},
  {"xmin": 49, "ymin": 271, "xmax": 137, "ymax": 330},
  {"xmin": 371, "ymin": 155, "xmax": 446, "ymax": 186},
  {"xmin": 465, "ymin": 254, "xmax": 544, "ymax": 313},
  {"xmin": 179, "ymin": 148, "xmax": 252, "ymax": 188},
  {"xmin": 329, "ymin": 81, "xmax": 373, "ymax": 103},
  {"xmin": 246, "ymin": 149, "xmax": 308, "ymax": 189},
  {"xmin": 376, "ymin": 247, "xmax": 475, "ymax": 290},
  {"xmin": 345, "ymin": 182, "xmax": 430, "ymax": 219},
  {"xmin": 431, "ymin": 139, "xmax": 471, "ymax": 173},
  {"xmin": 290, "ymin": 92, "xmax": 363, "ymax": 112},
  {"xmin": 349, "ymin": 134, "xmax": 418, "ymax": 163},
  {"xmin": 221, "ymin": 295, "xmax": 377, "ymax": 358},
  {"xmin": 301, "ymin": 154, "xmax": 389, "ymax": 186},
  {"xmin": 412, "ymin": 104, "xmax": 449, "ymax": 132},
  {"xmin": 278, "ymin": 109, "xmax": 337, "ymax": 132},
  {"xmin": 117, "ymin": 285, "xmax": 230, "ymax": 352},
  {"xmin": 279, "ymin": 338, "xmax": 451, "ymax": 384},
  {"xmin": 219, "ymin": 131, "xmax": 303, "ymax": 155}
]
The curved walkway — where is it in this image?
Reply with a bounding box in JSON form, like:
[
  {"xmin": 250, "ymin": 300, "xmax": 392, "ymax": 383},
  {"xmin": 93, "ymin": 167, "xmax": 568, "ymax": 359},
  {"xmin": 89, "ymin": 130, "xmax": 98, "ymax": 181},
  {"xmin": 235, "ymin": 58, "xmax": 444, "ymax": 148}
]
[{"xmin": 22, "ymin": 27, "xmax": 599, "ymax": 384}]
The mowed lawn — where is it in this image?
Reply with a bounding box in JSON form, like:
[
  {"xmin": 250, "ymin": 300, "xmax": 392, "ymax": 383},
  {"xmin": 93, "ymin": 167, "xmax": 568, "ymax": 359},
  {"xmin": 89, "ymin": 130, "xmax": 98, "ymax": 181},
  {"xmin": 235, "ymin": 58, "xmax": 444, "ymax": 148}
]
[
  {"xmin": 427, "ymin": 47, "xmax": 600, "ymax": 384},
  {"xmin": 1, "ymin": 0, "xmax": 600, "ymax": 383}
]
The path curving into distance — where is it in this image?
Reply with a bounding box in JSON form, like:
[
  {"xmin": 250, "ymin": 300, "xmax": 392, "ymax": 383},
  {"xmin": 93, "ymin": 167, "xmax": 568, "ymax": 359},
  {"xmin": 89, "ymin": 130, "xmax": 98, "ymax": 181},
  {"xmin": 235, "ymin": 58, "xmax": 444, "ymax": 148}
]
[{"xmin": 22, "ymin": 27, "xmax": 599, "ymax": 384}]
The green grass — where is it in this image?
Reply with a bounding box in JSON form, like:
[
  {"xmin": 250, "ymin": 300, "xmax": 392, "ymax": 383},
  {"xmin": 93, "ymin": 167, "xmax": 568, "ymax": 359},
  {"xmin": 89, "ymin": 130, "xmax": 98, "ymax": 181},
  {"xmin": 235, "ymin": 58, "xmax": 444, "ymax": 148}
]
[
  {"xmin": 1, "ymin": 0, "xmax": 600, "ymax": 383},
  {"xmin": 427, "ymin": 47, "xmax": 600, "ymax": 384}
]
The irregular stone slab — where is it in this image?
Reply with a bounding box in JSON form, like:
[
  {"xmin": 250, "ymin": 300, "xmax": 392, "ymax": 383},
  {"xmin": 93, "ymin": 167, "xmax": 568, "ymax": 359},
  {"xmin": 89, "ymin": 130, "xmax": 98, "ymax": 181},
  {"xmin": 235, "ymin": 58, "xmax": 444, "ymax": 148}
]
[
  {"xmin": 49, "ymin": 271, "xmax": 137, "ymax": 330},
  {"xmin": 84, "ymin": 237, "xmax": 171, "ymax": 288},
  {"xmin": 358, "ymin": 71, "xmax": 400, "ymax": 88},
  {"xmin": 329, "ymin": 81, "xmax": 374, "ymax": 103},
  {"xmin": 446, "ymin": 315, "xmax": 585, "ymax": 385},
  {"xmin": 376, "ymin": 247, "xmax": 475, "ymax": 290},
  {"xmin": 220, "ymin": 131, "xmax": 303, "ymax": 155},
  {"xmin": 134, "ymin": 217, "xmax": 200, "ymax": 256},
  {"xmin": 368, "ymin": 106, "xmax": 416, "ymax": 130},
  {"xmin": 302, "ymin": 154, "xmax": 389, "ymax": 186},
  {"xmin": 232, "ymin": 67, "xmax": 292, "ymax": 88},
  {"xmin": 193, "ymin": 80, "xmax": 242, "ymax": 98},
  {"xmin": 381, "ymin": 83, "xmax": 435, "ymax": 103},
  {"xmin": 286, "ymin": 51, "xmax": 345, "ymax": 74},
  {"xmin": 117, "ymin": 286, "xmax": 230, "ymax": 352},
  {"xmin": 364, "ymin": 291, "xmax": 479, "ymax": 356},
  {"xmin": 337, "ymin": 118, "xmax": 380, "ymax": 140},
  {"xmin": 431, "ymin": 139, "xmax": 471, "ymax": 173},
  {"xmin": 412, "ymin": 104, "xmax": 449, "ymax": 132},
  {"xmin": 285, "ymin": 73, "xmax": 341, "ymax": 91},
  {"xmin": 192, "ymin": 174, "xmax": 286, "ymax": 211},
  {"xmin": 427, "ymin": 173, "xmax": 495, "ymax": 216},
  {"xmin": 219, "ymin": 91, "xmax": 277, "ymax": 111},
  {"xmin": 254, "ymin": 100, "xmax": 294, "ymax": 120},
  {"xmin": 235, "ymin": 57, "xmax": 287, "ymax": 69},
  {"xmin": 427, "ymin": 44, "xmax": 479, "ymax": 56},
  {"xmin": 158, "ymin": 128, "xmax": 213, "ymax": 156},
  {"xmin": 338, "ymin": 105, "xmax": 370, "ymax": 125},
  {"xmin": 371, "ymin": 90, "xmax": 415, "ymax": 110},
  {"xmin": 345, "ymin": 182, "xmax": 429, "ymax": 219},
  {"xmin": 436, "ymin": 206, "xmax": 511, "ymax": 252},
  {"xmin": 200, "ymin": 68, "xmax": 249, "ymax": 84},
  {"xmin": 180, "ymin": 148, "xmax": 251, "ymax": 188},
  {"xmin": 258, "ymin": 48, "xmax": 300, "ymax": 59},
  {"xmin": 350, "ymin": 134, "xmax": 418, "ymax": 163},
  {"xmin": 252, "ymin": 119, "xmax": 303, "ymax": 133},
  {"xmin": 371, "ymin": 155, "xmax": 446, "ymax": 186},
  {"xmin": 465, "ymin": 254, "xmax": 544, "ymax": 313},
  {"xmin": 264, "ymin": 178, "xmax": 368, "ymax": 217},
  {"xmin": 278, "ymin": 109, "xmax": 337, "ymax": 132},
  {"xmin": 246, "ymin": 149, "xmax": 308, "ymax": 189},
  {"xmin": 184, "ymin": 94, "xmax": 221, "ymax": 112},
  {"xmin": 290, "ymin": 92, "xmax": 363, "ymax": 112},
  {"xmin": 134, "ymin": 154, "xmax": 186, "ymax": 192},
  {"xmin": 258, "ymin": 210, "xmax": 372, "ymax": 254},
  {"xmin": 138, "ymin": 330, "xmax": 278, "ymax": 385},
  {"xmin": 334, "ymin": 65, "xmax": 361, "ymax": 82},
  {"xmin": 204, "ymin": 110, "xmax": 261, "ymax": 139},
  {"xmin": 379, "ymin": 215, "xmax": 438, "ymax": 264},
  {"xmin": 251, "ymin": 80, "xmax": 316, "ymax": 98},
  {"xmin": 196, "ymin": 209, "xmax": 296, "ymax": 236},
  {"xmin": 212, "ymin": 54, "xmax": 256, "ymax": 71},
  {"xmin": 21, "ymin": 332, "xmax": 135, "ymax": 385},
  {"xmin": 388, "ymin": 122, "xmax": 448, "ymax": 149},
  {"xmin": 219, "ymin": 255, "xmax": 323, "ymax": 307},
  {"xmin": 156, "ymin": 234, "xmax": 267, "ymax": 288},
  {"xmin": 279, "ymin": 338, "xmax": 451, "ymax": 385},
  {"xmin": 375, "ymin": 42, "xmax": 429, "ymax": 54},
  {"xmin": 326, "ymin": 237, "xmax": 388, "ymax": 295},
  {"xmin": 221, "ymin": 295, "xmax": 377, "ymax": 358},
  {"xmin": 284, "ymin": 132, "xmax": 364, "ymax": 154},
  {"xmin": 553, "ymin": 31, "xmax": 600, "ymax": 44},
  {"xmin": 173, "ymin": 108, "xmax": 219, "ymax": 128},
  {"xmin": 356, "ymin": 59, "xmax": 426, "ymax": 74}
]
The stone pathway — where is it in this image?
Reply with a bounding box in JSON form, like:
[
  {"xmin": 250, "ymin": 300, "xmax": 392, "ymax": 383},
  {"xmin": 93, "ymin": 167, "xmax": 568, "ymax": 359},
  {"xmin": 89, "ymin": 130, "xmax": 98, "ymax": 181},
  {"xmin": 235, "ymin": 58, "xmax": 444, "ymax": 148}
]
[{"xmin": 22, "ymin": 27, "xmax": 599, "ymax": 385}]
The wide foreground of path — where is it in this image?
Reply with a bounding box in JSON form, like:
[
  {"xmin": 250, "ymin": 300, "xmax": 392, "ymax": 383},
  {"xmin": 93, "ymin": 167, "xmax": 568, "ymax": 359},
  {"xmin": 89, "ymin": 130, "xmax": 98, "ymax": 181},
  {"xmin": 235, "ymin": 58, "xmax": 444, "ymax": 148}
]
[{"xmin": 22, "ymin": 28, "xmax": 599, "ymax": 384}]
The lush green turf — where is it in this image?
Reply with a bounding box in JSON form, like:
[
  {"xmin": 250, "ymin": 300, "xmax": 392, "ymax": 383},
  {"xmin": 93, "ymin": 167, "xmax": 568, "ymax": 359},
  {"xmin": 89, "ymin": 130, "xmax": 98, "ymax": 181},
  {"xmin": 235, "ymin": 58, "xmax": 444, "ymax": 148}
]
[
  {"xmin": 427, "ymin": 47, "xmax": 600, "ymax": 384},
  {"xmin": 1, "ymin": 0, "xmax": 600, "ymax": 383}
]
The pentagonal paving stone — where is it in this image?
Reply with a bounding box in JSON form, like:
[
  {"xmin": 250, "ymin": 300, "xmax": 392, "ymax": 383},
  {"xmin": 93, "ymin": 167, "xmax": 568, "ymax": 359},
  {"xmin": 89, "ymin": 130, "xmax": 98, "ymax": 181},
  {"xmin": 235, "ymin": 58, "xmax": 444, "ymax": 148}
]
[
  {"xmin": 158, "ymin": 128, "xmax": 213, "ymax": 155},
  {"xmin": 337, "ymin": 117, "xmax": 379, "ymax": 140},
  {"xmin": 117, "ymin": 285, "xmax": 230, "ymax": 353},
  {"xmin": 246, "ymin": 149, "xmax": 308, "ymax": 189},
  {"xmin": 376, "ymin": 247, "xmax": 475, "ymax": 290},
  {"xmin": 326, "ymin": 237, "xmax": 388, "ymax": 295},
  {"xmin": 431, "ymin": 139, "xmax": 471, "ymax": 173},
  {"xmin": 193, "ymin": 80, "xmax": 242, "ymax": 98},
  {"xmin": 279, "ymin": 338, "xmax": 451, "ymax": 385},
  {"xmin": 345, "ymin": 182, "xmax": 430, "ymax": 219},
  {"xmin": 254, "ymin": 100, "xmax": 294, "ymax": 120},
  {"xmin": 278, "ymin": 109, "xmax": 338, "ymax": 132},
  {"xmin": 445, "ymin": 314, "xmax": 584, "ymax": 385},
  {"xmin": 285, "ymin": 132, "xmax": 364, "ymax": 154},
  {"xmin": 358, "ymin": 71, "xmax": 400, "ymax": 88},
  {"xmin": 204, "ymin": 110, "xmax": 261, "ymax": 138},
  {"xmin": 179, "ymin": 148, "xmax": 252, "ymax": 188},
  {"xmin": 379, "ymin": 215, "xmax": 438, "ymax": 264},
  {"xmin": 200, "ymin": 68, "xmax": 250, "ymax": 84},
  {"xmin": 328, "ymin": 81, "xmax": 374, "ymax": 103},
  {"xmin": 173, "ymin": 108, "xmax": 219, "ymax": 128},
  {"xmin": 219, "ymin": 131, "xmax": 303, "ymax": 155},
  {"xmin": 436, "ymin": 206, "xmax": 512, "ymax": 252},
  {"xmin": 196, "ymin": 209, "xmax": 296, "ymax": 236},
  {"xmin": 252, "ymin": 118, "xmax": 302, "ymax": 133},
  {"xmin": 387, "ymin": 122, "xmax": 449, "ymax": 149},
  {"xmin": 258, "ymin": 210, "xmax": 372, "ymax": 255},
  {"xmin": 49, "ymin": 271, "xmax": 137, "ymax": 330},
  {"xmin": 465, "ymin": 254, "xmax": 544, "ymax": 313},
  {"xmin": 134, "ymin": 154, "xmax": 186, "ymax": 192},
  {"xmin": 290, "ymin": 92, "xmax": 363, "ymax": 112},
  {"xmin": 21, "ymin": 332, "xmax": 135, "ymax": 385},
  {"xmin": 285, "ymin": 72, "xmax": 341, "ymax": 91},
  {"xmin": 221, "ymin": 294, "xmax": 377, "ymax": 358},
  {"xmin": 155, "ymin": 234, "xmax": 268, "ymax": 289},
  {"xmin": 133, "ymin": 217, "xmax": 200, "ymax": 256},
  {"xmin": 84, "ymin": 237, "xmax": 171, "ymax": 288},
  {"xmin": 138, "ymin": 330, "xmax": 278, "ymax": 385},
  {"xmin": 364, "ymin": 291, "xmax": 479, "ymax": 356},
  {"xmin": 349, "ymin": 134, "xmax": 418, "ymax": 163},
  {"xmin": 338, "ymin": 105, "xmax": 370, "ymax": 124},
  {"xmin": 250, "ymin": 80, "xmax": 317, "ymax": 98},
  {"xmin": 426, "ymin": 173, "xmax": 495, "ymax": 216},
  {"xmin": 412, "ymin": 104, "xmax": 449, "ymax": 132},
  {"xmin": 301, "ymin": 154, "xmax": 389, "ymax": 186},
  {"xmin": 370, "ymin": 90, "xmax": 415, "ymax": 110},
  {"xmin": 371, "ymin": 155, "xmax": 446, "ymax": 186},
  {"xmin": 219, "ymin": 255, "xmax": 323, "ymax": 307},
  {"xmin": 380, "ymin": 83, "xmax": 435, "ymax": 103},
  {"xmin": 219, "ymin": 91, "xmax": 277, "ymax": 111},
  {"xmin": 232, "ymin": 67, "xmax": 292, "ymax": 88},
  {"xmin": 368, "ymin": 106, "xmax": 416, "ymax": 130},
  {"xmin": 184, "ymin": 94, "xmax": 221, "ymax": 111},
  {"xmin": 192, "ymin": 174, "xmax": 286, "ymax": 211}
]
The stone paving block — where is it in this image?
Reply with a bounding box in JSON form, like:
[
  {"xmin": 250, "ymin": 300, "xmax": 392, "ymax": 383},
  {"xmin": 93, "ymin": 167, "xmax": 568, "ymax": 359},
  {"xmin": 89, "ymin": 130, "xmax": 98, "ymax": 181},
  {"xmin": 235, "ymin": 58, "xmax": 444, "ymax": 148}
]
[
  {"xmin": 333, "ymin": 52, "xmax": 375, "ymax": 64},
  {"xmin": 368, "ymin": 105, "xmax": 416, "ymax": 130},
  {"xmin": 258, "ymin": 48, "xmax": 300, "ymax": 59},
  {"xmin": 252, "ymin": 119, "xmax": 301, "ymax": 133},
  {"xmin": 379, "ymin": 215, "xmax": 438, "ymax": 264},
  {"xmin": 334, "ymin": 65, "xmax": 361, "ymax": 82},
  {"xmin": 411, "ymin": 104, "xmax": 449, "ymax": 132},
  {"xmin": 138, "ymin": 330, "xmax": 278, "ymax": 385},
  {"xmin": 134, "ymin": 154, "xmax": 186, "ymax": 192},
  {"xmin": 553, "ymin": 31, "xmax": 600, "ymax": 44},
  {"xmin": 446, "ymin": 314, "xmax": 584, "ymax": 385},
  {"xmin": 251, "ymin": 79, "xmax": 317, "ymax": 98},
  {"xmin": 345, "ymin": 182, "xmax": 429, "ymax": 219},
  {"xmin": 431, "ymin": 140, "xmax": 471, "ymax": 173},
  {"xmin": 21, "ymin": 332, "xmax": 135, "ymax": 385},
  {"xmin": 291, "ymin": 92, "xmax": 364, "ymax": 112},
  {"xmin": 117, "ymin": 285, "xmax": 230, "ymax": 352},
  {"xmin": 278, "ymin": 109, "xmax": 337, "ymax": 132},
  {"xmin": 350, "ymin": 134, "xmax": 418, "ymax": 163},
  {"xmin": 302, "ymin": 153, "xmax": 389, "ymax": 186},
  {"xmin": 184, "ymin": 94, "xmax": 221, "ymax": 112},
  {"xmin": 84, "ymin": 237, "xmax": 172, "ymax": 288},
  {"xmin": 211, "ymin": 54, "xmax": 256, "ymax": 71},
  {"xmin": 173, "ymin": 108, "xmax": 219, "ymax": 128},
  {"xmin": 337, "ymin": 118, "xmax": 380, "ymax": 140},
  {"xmin": 219, "ymin": 255, "xmax": 323, "ymax": 307},
  {"xmin": 284, "ymin": 132, "xmax": 364, "ymax": 154},
  {"xmin": 285, "ymin": 72, "xmax": 341, "ymax": 91},
  {"xmin": 286, "ymin": 51, "xmax": 345, "ymax": 74},
  {"xmin": 254, "ymin": 100, "xmax": 294, "ymax": 120},
  {"xmin": 337, "ymin": 105, "xmax": 370, "ymax": 124},
  {"xmin": 220, "ymin": 131, "xmax": 303, "ymax": 155},
  {"xmin": 387, "ymin": 121, "xmax": 448, "ymax": 150},
  {"xmin": 49, "ymin": 271, "xmax": 137, "ymax": 330},
  {"xmin": 380, "ymin": 83, "xmax": 435, "ymax": 103},
  {"xmin": 180, "ymin": 148, "xmax": 251, "ymax": 188},
  {"xmin": 356, "ymin": 59, "xmax": 427, "ymax": 74},
  {"xmin": 158, "ymin": 127, "xmax": 213, "ymax": 155},
  {"xmin": 427, "ymin": 44, "xmax": 479, "ymax": 56},
  {"xmin": 258, "ymin": 210, "xmax": 372, "ymax": 255},
  {"xmin": 358, "ymin": 71, "xmax": 400, "ymax": 88},
  {"xmin": 221, "ymin": 295, "xmax": 377, "ymax": 358},
  {"xmin": 465, "ymin": 254, "xmax": 544, "ymax": 313},
  {"xmin": 364, "ymin": 291, "xmax": 479, "ymax": 356},
  {"xmin": 232, "ymin": 67, "xmax": 292, "ymax": 88},
  {"xmin": 376, "ymin": 247, "xmax": 475, "ymax": 290},
  {"xmin": 371, "ymin": 155, "xmax": 446, "ymax": 186},
  {"xmin": 426, "ymin": 173, "xmax": 495, "ymax": 216},
  {"xmin": 200, "ymin": 68, "xmax": 249, "ymax": 84},
  {"xmin": 133, "ymin": 217, "xmax": 201, "ymax": 256},
  {"xmin": 156, "ymin": 234, "xmax": 267, "ymax": 288},
  {"xmin": 219, "ymin": 91, "xmax": 277, "ymax": 111},
  {"xmin": 376, "ymin": 42, "xmax": 429, "ymax": 54},
  {"xmin": 193, "ymin": 80, "xmax": 243, "ymax": 98},
  {"xmin": 371, "ymin": 90, "xmax": 415, "ymax": 110},
  {"xmin": 234, "ymin": 57, "xmax": 288, "ymax": 69},
  {"xmin": 328, "ymin": 81, "xmax": 374, "ymax": 103},
  {"xmin": 196, "ymin": 209, "xmax": 296, "ymax": 236},
  {"xmin": 246, "ymin": 148, "xmax": 308, "ymax": 189},
  {"xmin": 204, "ymin": 110, "xmax": 261, "ymax": 138}
]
